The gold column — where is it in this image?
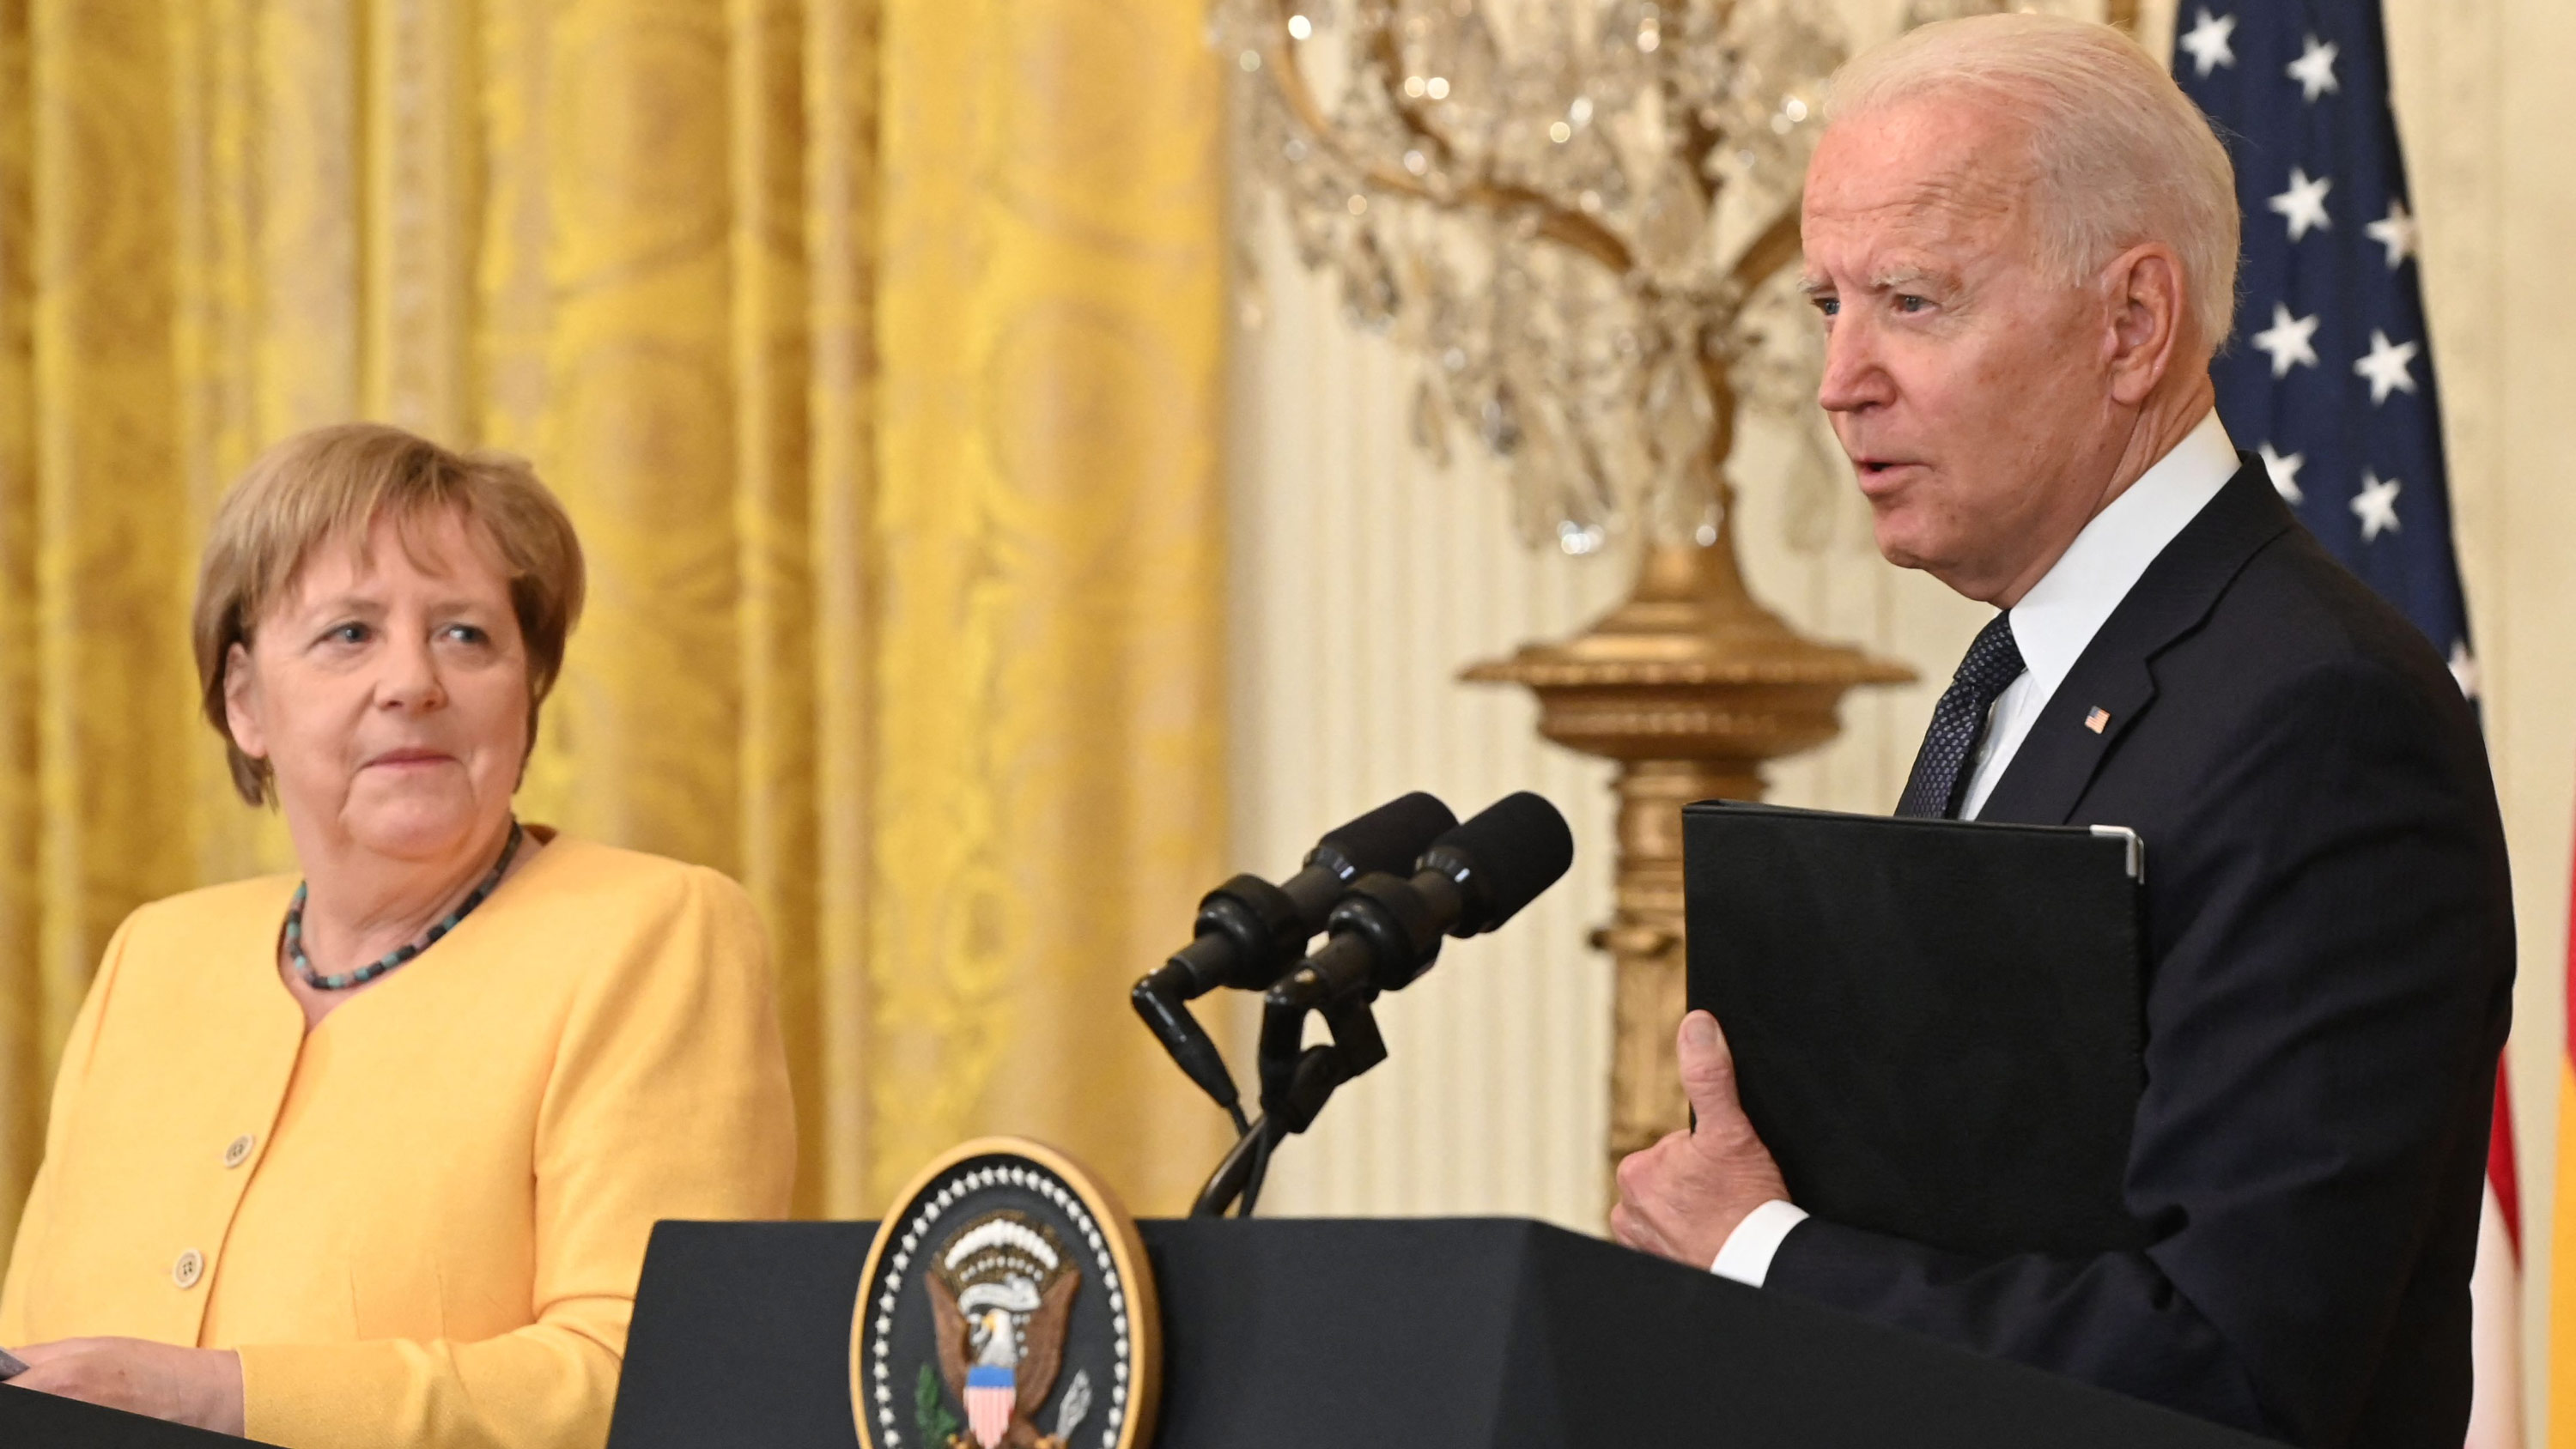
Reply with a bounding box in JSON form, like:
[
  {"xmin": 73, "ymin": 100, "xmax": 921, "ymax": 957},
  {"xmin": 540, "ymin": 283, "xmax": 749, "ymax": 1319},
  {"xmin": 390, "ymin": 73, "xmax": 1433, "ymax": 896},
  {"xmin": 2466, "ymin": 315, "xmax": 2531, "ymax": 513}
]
[{"xmin": 1468, "ymin": 521, "xmax": 1909, "ymax": 1173}]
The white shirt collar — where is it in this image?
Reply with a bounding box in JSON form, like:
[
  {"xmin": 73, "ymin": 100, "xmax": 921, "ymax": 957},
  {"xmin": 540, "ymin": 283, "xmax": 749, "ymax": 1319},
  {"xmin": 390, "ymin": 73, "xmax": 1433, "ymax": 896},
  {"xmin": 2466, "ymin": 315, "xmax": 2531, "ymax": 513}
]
[{"xmin": 2006, "ymin": 408, "xmax": 2241, "ymax": 708}]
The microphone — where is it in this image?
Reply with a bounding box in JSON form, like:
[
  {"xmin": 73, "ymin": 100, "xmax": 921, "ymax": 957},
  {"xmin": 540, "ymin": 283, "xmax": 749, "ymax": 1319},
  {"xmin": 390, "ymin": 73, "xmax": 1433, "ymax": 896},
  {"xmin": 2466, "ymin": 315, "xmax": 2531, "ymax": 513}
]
[
  {"xmin": 1133, "ymin": 791, "xmax": 1458, "ymax": 1112},
  {"xmin": 1139, "ymin": 791, "xmax": 1458, "ymax": 1000},
  {"xmin": 1268, "ymin": 791, "xmax": 1575, "ymax": 1011},
  {"xmin": 1192, "ymin": 791, "xmax": 1572, "ymax": 1217}
]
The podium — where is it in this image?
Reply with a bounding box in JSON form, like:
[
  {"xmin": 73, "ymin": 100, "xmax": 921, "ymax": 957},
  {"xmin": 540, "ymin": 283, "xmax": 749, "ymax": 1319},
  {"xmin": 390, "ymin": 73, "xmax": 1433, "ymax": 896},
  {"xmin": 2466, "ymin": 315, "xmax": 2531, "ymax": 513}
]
[
  {"xmin": 606, "ymin": 1217, "xmax": 2269, "ymax": 1449},
  {"xmin": 0, "ymin": 1384, "xmax": 255, "ymax": 1446}
]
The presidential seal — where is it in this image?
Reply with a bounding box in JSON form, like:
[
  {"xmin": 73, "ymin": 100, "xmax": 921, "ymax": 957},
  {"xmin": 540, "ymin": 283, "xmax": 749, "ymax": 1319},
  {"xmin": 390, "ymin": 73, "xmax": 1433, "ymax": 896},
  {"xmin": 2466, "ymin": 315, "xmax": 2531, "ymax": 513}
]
[{"xmin": 851, "ymin": 1138, "xmax": 1161, "ymax": 1449}]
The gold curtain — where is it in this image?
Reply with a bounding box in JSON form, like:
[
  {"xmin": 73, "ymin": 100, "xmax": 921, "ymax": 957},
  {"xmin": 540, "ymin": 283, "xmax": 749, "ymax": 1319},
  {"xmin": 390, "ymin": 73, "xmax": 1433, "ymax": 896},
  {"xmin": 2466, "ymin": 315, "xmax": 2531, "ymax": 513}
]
[{"xmin": 0, "ymin": 0, "xmax": 1231, "ymax": 1267}]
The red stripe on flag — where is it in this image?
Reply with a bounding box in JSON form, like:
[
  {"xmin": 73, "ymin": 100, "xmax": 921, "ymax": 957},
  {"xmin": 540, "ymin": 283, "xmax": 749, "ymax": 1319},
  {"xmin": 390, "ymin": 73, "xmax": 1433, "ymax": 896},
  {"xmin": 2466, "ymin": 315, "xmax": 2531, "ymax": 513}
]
[{"xmin": 2490, "ymin": 1071, "xmax": 2520, "ymax": 1255}]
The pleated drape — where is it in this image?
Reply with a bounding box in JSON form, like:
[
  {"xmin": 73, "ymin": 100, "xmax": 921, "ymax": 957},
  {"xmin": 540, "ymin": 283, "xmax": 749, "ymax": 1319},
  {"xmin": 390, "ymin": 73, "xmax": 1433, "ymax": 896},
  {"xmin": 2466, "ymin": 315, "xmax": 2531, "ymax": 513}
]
[
  {"xmin": 869, "ymin": 0, "xmax": 1231, "ymax": 1210},
  {"xmin": 0, "ymin": 0, "xmax": 1230, "ymax": 1268}
]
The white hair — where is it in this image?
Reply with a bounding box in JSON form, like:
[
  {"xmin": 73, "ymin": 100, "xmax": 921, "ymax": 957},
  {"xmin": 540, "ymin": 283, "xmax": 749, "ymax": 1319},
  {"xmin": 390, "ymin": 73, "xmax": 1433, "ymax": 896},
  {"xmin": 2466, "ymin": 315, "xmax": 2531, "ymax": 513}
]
[{"xmin": 1823, "ymin": 13, "xmax": 2241, "ymax": 357}]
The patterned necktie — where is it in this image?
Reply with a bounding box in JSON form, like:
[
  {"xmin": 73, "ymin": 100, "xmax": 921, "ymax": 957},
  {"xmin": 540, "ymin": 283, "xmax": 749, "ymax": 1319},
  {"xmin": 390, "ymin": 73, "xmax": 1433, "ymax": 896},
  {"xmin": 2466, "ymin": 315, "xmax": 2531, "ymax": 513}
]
[{"xmin": 1895, "ymin": 612, "xmax": 2027, "ymax": 819}]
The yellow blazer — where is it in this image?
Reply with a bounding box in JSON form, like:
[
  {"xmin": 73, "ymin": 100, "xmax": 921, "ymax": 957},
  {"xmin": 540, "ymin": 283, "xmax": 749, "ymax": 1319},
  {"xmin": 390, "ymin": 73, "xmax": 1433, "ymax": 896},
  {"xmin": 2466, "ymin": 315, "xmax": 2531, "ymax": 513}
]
[{"xmin": 0, "ymin": 834, "xmax": 796, "ymax": 1449}]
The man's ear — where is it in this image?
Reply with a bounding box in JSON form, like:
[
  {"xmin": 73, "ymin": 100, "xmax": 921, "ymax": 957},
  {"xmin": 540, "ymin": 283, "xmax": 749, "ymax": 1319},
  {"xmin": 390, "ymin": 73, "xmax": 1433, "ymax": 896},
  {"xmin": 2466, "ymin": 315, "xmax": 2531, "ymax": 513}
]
[
  {"xmin": 222, "ymin": 640, "xmax": 269, "ymax": 763},
  {"xmin": 2104, "ymin": 242, "xmax": 2188, "ymax": 407}
]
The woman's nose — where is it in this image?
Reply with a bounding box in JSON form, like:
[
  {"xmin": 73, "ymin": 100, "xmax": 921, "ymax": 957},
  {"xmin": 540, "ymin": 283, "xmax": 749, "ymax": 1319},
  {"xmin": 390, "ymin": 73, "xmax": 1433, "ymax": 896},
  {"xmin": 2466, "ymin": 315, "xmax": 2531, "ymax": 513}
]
[{"xmin": 376, "ymin": 634, "xmax": 447, "ymax": 710}]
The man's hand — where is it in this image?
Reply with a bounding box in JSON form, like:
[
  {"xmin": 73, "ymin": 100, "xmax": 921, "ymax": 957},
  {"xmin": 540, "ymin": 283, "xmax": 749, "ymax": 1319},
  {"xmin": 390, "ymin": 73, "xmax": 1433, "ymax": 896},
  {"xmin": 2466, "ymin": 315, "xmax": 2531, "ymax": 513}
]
[
  {"xmin": 1610, "ymin": 1009, "xmax": 1791, "ymax": 1268},
  {"xmin": 9, "ymin": 1337, "xmax": 245, "ymax": 1434}
]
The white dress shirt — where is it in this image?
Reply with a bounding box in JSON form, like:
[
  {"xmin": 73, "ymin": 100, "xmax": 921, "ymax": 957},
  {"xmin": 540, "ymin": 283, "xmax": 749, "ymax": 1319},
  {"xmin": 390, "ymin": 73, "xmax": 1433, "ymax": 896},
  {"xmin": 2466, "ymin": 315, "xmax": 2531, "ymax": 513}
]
[{"xmin": 1710, "ymin": 408, "xmax": 2243, "ymax": 1288}]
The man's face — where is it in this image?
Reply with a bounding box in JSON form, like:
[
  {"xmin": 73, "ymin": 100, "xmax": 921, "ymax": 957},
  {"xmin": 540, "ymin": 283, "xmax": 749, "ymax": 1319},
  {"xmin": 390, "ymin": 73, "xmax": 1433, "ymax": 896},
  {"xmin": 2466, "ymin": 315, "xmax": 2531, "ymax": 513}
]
[{"xmin": 1801, "ymin": 98, "xmax": 2122, "ymax": 602}]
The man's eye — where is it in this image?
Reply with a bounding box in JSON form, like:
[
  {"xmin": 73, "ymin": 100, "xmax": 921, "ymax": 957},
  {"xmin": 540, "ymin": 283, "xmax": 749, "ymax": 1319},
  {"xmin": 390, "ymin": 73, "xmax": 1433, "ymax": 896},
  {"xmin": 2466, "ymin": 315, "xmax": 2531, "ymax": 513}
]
[
  {"xmin": 1814, "ymin": 297, "xmax": 1840, "ymax": 318},
  {"xmin": 1895, "ymin": 294, "xmax": 1929, "ymax": 314}
]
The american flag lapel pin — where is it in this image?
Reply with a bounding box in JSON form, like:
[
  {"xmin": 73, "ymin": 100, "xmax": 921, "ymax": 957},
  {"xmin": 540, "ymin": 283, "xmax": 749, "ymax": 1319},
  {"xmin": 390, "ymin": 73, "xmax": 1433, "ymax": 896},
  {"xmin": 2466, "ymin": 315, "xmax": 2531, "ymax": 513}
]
[{"xmin": 2085, "ymin": 706, "xmax": 2111, "ymax": 734}]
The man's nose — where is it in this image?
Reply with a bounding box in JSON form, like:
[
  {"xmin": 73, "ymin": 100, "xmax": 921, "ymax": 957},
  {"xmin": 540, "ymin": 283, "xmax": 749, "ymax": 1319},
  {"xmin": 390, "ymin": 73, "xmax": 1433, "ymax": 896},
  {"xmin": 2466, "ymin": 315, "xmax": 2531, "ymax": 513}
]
[{"xmin": 1817, "ymin": 318, "xmax": 1893, "ymax": 415}]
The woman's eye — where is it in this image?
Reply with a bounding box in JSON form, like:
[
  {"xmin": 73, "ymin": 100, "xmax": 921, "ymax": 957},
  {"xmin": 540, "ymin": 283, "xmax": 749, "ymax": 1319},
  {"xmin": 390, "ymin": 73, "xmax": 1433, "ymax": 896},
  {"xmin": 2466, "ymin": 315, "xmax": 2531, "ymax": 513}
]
[
  {"xmin": 325, "ymin": 622, "xmax": 369, "ymax": 646},
  {"xmin": 441, "ymin": 624, "xmax": 489, "ymax": 646}
]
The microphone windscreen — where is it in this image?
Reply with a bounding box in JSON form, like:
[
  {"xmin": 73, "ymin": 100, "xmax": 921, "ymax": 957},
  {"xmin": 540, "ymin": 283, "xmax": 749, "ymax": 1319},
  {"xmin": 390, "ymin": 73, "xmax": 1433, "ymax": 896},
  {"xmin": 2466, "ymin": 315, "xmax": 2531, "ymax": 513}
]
[
  {"xmin": 1312, "ymin": 791, "xmax": 1460, "ymax": 877},
  {"xmin": 1431, "ymin": 791, "xmax": 1575, "ymax": 932}
]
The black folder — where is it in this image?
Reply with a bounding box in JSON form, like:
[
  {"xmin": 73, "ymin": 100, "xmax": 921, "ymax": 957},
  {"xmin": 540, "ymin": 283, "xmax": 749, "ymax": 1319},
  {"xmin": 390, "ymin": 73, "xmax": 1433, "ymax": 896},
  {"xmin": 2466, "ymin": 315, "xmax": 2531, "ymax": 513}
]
[{"xmin": 1682, "ymin": 800, "xmax": 2148, "ymax": 1260}]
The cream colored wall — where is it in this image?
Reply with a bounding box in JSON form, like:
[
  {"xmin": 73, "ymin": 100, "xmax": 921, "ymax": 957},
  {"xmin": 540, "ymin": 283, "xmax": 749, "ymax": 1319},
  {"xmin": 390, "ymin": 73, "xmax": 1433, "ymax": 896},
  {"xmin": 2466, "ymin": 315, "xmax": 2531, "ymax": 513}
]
[
  {"xmin": 1227, "ymin": 0, "xmax": 2576, "ymax": 1414},
  {"xmin": 1220, "ymin": 260, "xmax": 1623, "ymax": 1229}
]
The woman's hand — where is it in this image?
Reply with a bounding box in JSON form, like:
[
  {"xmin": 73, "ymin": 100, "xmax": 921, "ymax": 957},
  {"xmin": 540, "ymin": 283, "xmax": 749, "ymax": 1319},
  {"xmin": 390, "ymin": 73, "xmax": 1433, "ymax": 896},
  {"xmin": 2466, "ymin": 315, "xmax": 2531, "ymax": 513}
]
[{"xmin": 9, "ymin": 1337, "xmax": 245, "ymax": 1434}]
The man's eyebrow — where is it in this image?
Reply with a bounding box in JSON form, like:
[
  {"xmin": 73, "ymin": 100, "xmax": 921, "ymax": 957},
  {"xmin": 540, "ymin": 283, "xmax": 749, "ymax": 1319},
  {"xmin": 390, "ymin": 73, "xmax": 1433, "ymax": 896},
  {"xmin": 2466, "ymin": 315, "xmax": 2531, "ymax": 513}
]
[
  {"xmin": 1871, "ymin": 265, "xmax": 1953, "ymax": 293},
  {"xmin": 1797, "ymin": 265, "xmax": 1956, "ymax": 298}
]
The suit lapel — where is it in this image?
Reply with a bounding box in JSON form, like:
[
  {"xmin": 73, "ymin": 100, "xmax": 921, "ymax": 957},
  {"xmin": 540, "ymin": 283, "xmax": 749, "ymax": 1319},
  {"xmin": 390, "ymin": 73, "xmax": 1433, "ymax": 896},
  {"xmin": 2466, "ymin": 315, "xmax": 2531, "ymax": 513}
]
[{"xmin": 1977, "ymin": 458, "xmax": 2296, "ymax": 826}]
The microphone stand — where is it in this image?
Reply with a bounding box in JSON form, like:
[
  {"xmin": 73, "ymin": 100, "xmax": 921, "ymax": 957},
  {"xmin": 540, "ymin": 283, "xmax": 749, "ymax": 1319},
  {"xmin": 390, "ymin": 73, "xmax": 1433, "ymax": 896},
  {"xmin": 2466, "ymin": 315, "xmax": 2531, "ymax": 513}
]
[{"xmin": 1189, "ymin": 991, "xmax": 1388, "ymax": 1217}]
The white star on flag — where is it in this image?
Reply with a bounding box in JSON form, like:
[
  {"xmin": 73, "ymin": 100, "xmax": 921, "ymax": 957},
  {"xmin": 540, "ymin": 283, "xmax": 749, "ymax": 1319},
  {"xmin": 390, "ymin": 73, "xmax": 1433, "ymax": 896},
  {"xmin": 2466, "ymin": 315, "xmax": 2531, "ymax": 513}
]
[
  {"xmin": 2365, "ymin": 199, "xmax": 2418, "ymax": 270},
  {"xmin": 2354, "ymin": 330, "xmax": 2421, "ymax": 405},
  {"xmin": 2286, "ymin": 34, "xmax": 2342, "ymax": 103},
  {"xmin": 2258, "ymin": 443, "xmax": 2306, "ymax": 505},
  {"xmin": 2181, "ymin": 9, "xmax": 2239, "ymax": 77},
  {"xmin": 2448, "ymin": 640, "xmax": 2480, "ymax": 700},
  {"xmin": 2269, "ymin": 167, "xmax": 2333, "ymax": 242},
  {"xmin": 2351, "ymin": 470, "xmax": 2402, "ymax": 542},
  {"xmin": 2250, "ymin": 304, "xmax": 2321, "ymax": 378}
]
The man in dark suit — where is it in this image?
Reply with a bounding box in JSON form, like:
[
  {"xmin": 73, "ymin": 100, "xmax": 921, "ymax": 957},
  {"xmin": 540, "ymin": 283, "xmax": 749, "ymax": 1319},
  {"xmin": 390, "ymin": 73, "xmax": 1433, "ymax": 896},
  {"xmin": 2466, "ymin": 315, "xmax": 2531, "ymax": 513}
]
[{"xmin": 1608, "ymin": 15, "xmax": 2513, "ymax": 1448}]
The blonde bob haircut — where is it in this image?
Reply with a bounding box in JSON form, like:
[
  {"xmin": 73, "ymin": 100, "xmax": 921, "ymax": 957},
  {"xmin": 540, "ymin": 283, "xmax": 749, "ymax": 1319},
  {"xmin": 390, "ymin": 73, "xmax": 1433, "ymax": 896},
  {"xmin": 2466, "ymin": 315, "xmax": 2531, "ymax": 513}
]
[
  {"xmin": 192, "ymin": 422, "xmax": 586, "ymax": 807},
  {"xmin": 1824, "ymin": 13, "xmax": 2242, "ymax": 358}
]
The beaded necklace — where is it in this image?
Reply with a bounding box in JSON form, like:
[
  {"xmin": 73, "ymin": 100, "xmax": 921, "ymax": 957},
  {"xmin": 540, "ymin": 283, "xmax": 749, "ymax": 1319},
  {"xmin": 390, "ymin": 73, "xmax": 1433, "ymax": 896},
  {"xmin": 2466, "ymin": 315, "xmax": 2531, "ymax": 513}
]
[{"xmin": 285, "ymin": 820, "xmax": 525, "ymax": 991}]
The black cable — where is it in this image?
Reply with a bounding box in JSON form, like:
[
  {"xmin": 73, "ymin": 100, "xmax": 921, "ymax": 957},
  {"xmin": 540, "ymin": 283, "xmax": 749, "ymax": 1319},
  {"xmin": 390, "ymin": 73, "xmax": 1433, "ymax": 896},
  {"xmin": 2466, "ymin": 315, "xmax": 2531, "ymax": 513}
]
[
  {"xmin": 1238, "ymin": 1128, "xmax": 1273, "ymax": 1216},
  {"xmin": 1190, "ymin": 1118, "xmax": 1273, "ymax": 1217}
]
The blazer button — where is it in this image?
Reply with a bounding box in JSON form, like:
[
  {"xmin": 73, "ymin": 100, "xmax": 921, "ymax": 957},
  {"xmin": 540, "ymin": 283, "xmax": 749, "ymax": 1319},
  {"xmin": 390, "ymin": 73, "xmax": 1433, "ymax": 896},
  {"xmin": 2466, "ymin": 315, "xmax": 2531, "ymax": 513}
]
[
  {"xmin": 222, "ymin": 1134, "xmax": 255, "ymax": 1168},
  {"xmin": 173, "ymin": 1249, "xmax": 204, "ymax": 1289}
]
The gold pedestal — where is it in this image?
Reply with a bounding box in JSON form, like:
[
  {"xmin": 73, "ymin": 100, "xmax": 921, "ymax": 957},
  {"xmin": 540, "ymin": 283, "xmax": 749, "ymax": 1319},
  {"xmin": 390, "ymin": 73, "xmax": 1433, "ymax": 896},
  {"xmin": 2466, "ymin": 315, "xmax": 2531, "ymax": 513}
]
[{"xmin": 1465, "ymin": 533, "xmax": 1911, "ymax": 1177}]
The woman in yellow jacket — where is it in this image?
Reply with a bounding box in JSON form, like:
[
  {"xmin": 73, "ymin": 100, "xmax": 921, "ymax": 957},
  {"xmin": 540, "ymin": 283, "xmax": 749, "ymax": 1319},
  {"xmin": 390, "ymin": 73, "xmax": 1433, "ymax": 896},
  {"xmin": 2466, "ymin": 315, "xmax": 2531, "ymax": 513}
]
[{"xmin": 0, "ymin": 423, "xmax": 795, "ymax": 1446}]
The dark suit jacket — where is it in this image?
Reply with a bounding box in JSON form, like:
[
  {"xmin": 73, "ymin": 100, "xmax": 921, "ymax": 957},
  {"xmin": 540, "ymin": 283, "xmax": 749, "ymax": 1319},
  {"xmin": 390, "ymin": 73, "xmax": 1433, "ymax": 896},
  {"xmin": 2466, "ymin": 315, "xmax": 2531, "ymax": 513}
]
[{"xmin": 1766, "ymin": 458, "xmax": 2514, "ymax": 1447}]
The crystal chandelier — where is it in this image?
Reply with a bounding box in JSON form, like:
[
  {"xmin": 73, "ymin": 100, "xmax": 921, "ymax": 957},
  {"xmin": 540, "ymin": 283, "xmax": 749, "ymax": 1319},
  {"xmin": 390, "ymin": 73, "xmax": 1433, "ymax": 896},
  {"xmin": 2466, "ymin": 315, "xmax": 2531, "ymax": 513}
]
[{"xmin": 1215, "ymin": 0, "xmax": 1847, "ymax": 558}]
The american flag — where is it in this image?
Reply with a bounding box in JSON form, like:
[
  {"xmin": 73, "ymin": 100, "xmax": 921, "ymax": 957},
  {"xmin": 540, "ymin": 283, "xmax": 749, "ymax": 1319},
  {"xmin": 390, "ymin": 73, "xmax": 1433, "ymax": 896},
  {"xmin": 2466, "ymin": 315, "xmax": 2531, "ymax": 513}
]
[
  {"xmin": 2172, "ymin": 8, "xmax": 2518, "ymax": 1445},
  {"xmin": 2171, "ymin": 3, "xmax": 2472, "ymax": 692}
]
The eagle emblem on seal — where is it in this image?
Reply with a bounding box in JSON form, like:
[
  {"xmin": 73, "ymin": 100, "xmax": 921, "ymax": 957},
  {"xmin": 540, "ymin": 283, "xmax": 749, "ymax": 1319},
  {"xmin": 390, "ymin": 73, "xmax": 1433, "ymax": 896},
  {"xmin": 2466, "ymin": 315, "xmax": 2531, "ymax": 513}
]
[
  {"xmin": 926, "ymin": 1210, "xmax": 1084, "ymax": 1449},
  {"xmin": 851, "ymin": 1142, "xmax": 1155, "ymax": 1449}
]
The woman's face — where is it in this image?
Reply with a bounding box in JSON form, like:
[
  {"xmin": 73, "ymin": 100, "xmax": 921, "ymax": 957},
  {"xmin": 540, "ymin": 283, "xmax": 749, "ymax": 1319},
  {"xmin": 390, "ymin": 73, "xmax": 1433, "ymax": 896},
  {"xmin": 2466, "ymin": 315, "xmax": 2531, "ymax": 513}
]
[{"xmin": 224, "ymin": 509, "xmax": 531, "ymax": 867}]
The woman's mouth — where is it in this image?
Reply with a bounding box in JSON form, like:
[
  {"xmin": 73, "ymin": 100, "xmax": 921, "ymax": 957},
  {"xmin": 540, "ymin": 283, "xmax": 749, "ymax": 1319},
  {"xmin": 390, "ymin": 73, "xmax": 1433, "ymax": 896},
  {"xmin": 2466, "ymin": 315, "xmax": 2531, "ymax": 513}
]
[{"xmin": 366, "ymin": 749, "xmax": 453, "ymax": 769}]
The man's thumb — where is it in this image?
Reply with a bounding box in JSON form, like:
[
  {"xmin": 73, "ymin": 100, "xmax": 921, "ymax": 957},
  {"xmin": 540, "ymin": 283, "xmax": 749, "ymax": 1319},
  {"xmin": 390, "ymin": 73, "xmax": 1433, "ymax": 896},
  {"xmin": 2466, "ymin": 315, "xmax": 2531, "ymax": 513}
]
[{"xmin": 1676, "ymin": 1010, "xmax": 1740, "ymax": 1120}]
